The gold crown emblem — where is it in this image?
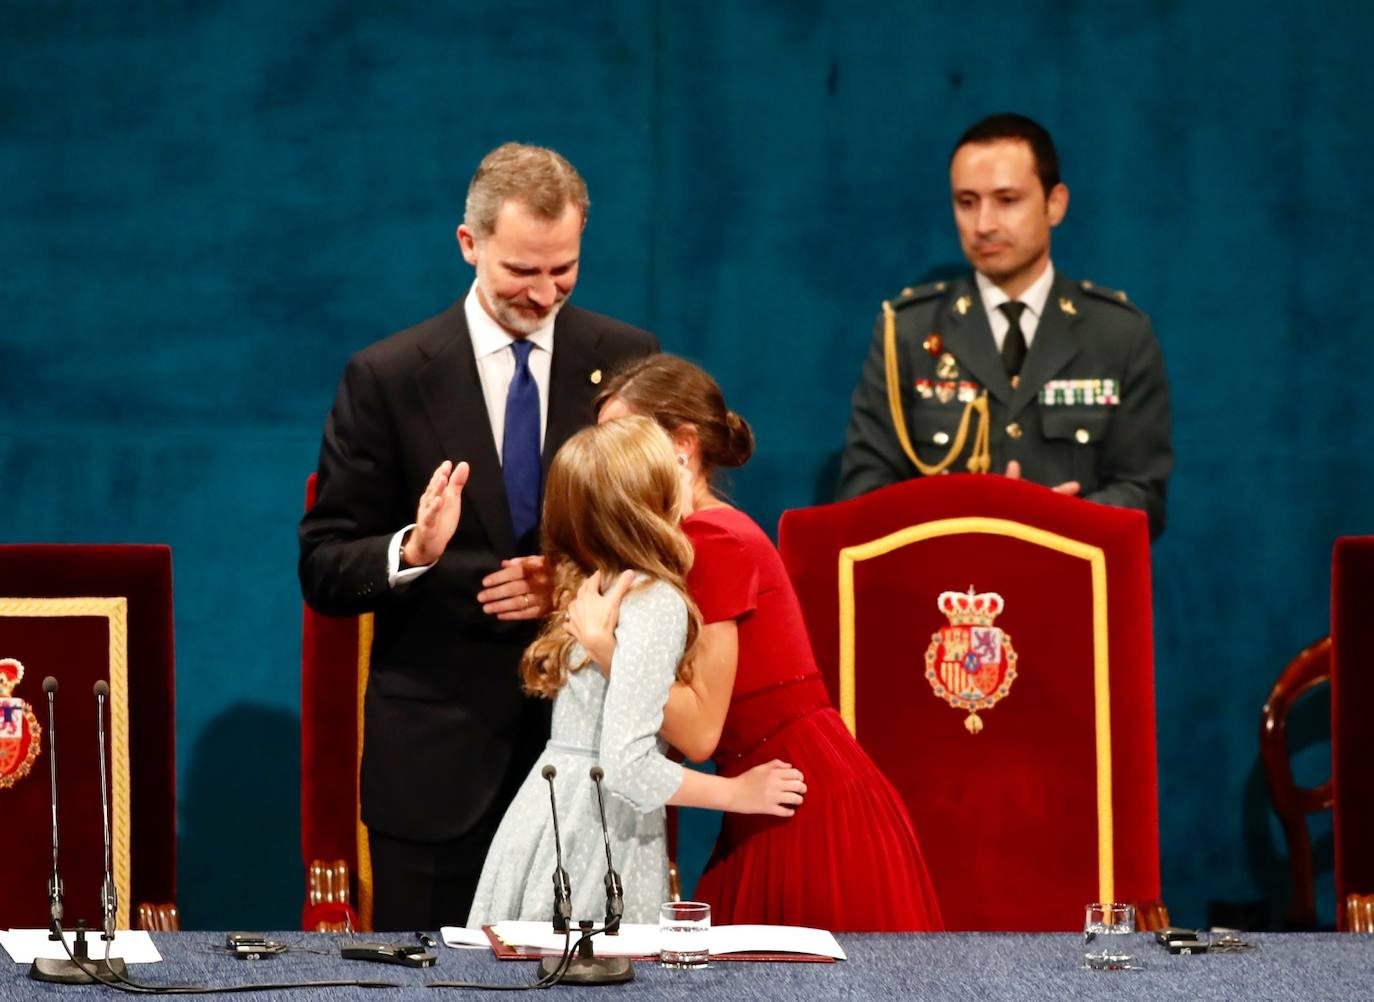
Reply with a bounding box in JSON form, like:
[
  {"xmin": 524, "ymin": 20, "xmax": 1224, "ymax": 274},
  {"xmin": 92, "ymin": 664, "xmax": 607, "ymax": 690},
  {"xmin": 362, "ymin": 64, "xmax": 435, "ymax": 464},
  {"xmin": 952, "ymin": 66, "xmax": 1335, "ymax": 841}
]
[
  {"xmin": 0, "ymin": 658, "xmax": 23, "ymax": 698},
  {"xmin": 937, "ymin": 588, "xmax": 1004, "ymax": 626}
]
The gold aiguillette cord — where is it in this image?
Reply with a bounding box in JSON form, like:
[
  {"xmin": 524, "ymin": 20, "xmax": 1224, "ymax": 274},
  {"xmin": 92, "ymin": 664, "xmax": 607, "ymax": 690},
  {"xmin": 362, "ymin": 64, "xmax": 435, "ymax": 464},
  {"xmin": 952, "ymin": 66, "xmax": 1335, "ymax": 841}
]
[{"xmin": 882, "ymin": 300, "xmax": 991, "ymax": 475}]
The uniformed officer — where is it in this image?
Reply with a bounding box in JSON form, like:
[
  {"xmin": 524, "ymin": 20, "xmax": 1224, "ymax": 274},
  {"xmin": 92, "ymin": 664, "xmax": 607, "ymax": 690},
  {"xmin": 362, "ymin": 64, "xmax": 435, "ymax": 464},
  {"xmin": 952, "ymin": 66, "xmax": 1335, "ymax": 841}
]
[{"xmin": 837, "ymin": 113, "xmax": 1172, "ymax": 539}]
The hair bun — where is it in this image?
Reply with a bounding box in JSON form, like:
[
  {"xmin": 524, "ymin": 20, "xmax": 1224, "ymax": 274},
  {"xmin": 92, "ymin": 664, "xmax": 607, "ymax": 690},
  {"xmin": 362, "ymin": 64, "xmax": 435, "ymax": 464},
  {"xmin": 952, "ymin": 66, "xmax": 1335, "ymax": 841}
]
[{"xmin": 721, "ymin": 411, "xmax": 755, "ymax": 468}]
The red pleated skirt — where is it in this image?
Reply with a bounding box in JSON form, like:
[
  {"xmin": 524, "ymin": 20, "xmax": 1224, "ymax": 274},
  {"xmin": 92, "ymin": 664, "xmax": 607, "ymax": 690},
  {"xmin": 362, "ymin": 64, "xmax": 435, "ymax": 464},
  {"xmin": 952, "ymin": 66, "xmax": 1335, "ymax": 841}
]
[{"xmin": 693, "ymin": 701, "xmax": 944, "ymax": 932}]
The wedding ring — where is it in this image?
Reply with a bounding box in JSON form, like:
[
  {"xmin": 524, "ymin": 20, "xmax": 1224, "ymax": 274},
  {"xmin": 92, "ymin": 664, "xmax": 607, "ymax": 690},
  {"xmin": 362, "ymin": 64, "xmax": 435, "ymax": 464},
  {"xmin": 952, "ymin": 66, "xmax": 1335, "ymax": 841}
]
[{"xmin": 523, "ymin": 594, "xmax": 530, "ymax": 608}]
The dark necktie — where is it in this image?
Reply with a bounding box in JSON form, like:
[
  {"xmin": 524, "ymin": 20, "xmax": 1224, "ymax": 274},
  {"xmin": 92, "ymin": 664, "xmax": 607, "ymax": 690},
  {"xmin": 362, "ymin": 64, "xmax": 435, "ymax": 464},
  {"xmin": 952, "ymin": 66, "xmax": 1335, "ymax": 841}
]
[
  {"xmin": 999, "ymin": 301, "xmax": 1028, "ymax": 378},
  {"xmin": 502, "ymin": 339, "xmax": 541, "ymax": 542}
]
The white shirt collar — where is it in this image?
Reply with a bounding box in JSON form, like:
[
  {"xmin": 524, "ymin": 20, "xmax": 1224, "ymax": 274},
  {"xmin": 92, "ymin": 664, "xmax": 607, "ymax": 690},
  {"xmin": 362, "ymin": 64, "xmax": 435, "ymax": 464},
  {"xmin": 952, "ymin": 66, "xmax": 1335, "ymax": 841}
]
[
  {"xmin": 464, "ymin": 282, "xmax": 556, "ymax": 360},
  {"xmin": 975, "ymin": 261, "xmax": 1056, "ymax": 319}
]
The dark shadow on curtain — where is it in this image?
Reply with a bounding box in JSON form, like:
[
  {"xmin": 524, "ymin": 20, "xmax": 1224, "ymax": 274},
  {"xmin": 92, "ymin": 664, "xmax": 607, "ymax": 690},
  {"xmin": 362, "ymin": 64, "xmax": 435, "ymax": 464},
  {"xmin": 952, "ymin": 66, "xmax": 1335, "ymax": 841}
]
[{"xmin": 178, "ymin": 702, "xmax": 303, "ymax": 929}]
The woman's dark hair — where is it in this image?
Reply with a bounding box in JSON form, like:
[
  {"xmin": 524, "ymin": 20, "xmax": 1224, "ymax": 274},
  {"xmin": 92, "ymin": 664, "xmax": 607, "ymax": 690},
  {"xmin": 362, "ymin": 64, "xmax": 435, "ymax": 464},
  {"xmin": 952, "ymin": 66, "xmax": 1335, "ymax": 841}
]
[{"xmin": 594, "ymin": 353, "xmax": 754, "ymax": 473}]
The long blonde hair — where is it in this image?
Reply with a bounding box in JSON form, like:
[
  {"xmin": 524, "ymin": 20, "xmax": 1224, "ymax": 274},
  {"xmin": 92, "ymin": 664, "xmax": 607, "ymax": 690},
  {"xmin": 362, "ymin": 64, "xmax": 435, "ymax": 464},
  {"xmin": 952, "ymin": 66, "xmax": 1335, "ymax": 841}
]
[{"xmin": 520, "ymin": 416, "xmax": 701, "ymax": 698}]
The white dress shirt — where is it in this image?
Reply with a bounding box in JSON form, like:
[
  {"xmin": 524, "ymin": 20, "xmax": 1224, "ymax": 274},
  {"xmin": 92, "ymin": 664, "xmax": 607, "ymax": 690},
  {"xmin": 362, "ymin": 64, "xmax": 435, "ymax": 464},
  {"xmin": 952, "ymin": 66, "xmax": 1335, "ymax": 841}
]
[
  {"xmin": 976, "ymin": 262, "xmax": 1056, "ymax": 352},
  {"xmin": 388, "ymin": 282, "xmax": 557, "ymax": 585}
]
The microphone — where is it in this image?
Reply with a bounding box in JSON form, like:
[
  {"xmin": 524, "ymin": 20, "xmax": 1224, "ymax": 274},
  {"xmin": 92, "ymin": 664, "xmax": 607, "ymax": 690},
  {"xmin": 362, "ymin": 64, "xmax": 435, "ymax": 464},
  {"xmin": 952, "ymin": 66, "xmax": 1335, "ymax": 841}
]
[
  {"xmin": 541, "ymin": 765, "xmax": 572, "ymax": 934},
  {"xmin": 93, "ymin": 681, "xmax": 117, "ymax": 942},
  {"xmin": 29, "ymin": 678, "xmax": 129, "ymax": 985},
  {"xmin": 588, "ymin": 766, "xmax": 624, "ymax": 933},
  {"xmin": 42, "ymin": 677, "xmax": 64, "ymax": 932}
]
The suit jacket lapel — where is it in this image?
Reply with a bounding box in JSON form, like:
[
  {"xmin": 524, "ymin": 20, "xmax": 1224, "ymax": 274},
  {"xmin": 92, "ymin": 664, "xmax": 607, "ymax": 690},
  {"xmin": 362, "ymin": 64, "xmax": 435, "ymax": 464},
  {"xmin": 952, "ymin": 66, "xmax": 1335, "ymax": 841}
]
[
  {"xmin": 414, "ymin": 302, "xmax": 517, "ymax": 556},
  {"xmin": 543, "ymin": 309, "xmax": 603, "ymax": 473},
  {"xmin": 1007, "ymin": 274, "xmax": 1083, "ymax": 420},
  {"xmin": 942, "ymin": 276, "xmax": 1012, "ymax": 405}
]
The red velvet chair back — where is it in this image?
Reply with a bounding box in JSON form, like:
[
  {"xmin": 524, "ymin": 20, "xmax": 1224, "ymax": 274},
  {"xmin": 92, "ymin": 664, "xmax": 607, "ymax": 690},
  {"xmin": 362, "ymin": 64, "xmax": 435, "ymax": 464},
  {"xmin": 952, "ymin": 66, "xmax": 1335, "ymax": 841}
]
[
  {"xmin": 1333, "ymin": 536, "xmax": 1374, "ymax": 928},
  {"xmin": 300, "ymin": 474, "xmax": 373, "ymax": 931},
  {"xmin": 0, "ymin": 545, "xmax": 176, "ymax": 929},
  {"xmin": 778, "ymin": 475, "xmax": 1160, "ymax": 931}
]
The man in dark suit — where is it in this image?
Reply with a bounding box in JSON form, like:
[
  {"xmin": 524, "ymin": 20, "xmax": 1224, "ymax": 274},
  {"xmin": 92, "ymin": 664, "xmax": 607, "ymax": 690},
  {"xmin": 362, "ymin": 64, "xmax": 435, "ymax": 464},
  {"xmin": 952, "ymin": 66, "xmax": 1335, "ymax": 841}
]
[
  {"xmin": 838, "ymin": 114, "xmax": 1172, "ymax": 539},
  {"xmin": 299, "ymin": 143, "xmax": 657, "ymax": 929}
]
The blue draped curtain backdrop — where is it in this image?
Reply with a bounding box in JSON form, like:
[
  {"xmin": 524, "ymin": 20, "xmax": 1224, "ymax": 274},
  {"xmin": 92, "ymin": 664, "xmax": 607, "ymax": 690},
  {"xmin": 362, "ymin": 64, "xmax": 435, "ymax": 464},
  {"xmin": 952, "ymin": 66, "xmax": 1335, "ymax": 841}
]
[{"xmin": 3, "ymin": 0, "xmax": 1370, "ymax": 928}]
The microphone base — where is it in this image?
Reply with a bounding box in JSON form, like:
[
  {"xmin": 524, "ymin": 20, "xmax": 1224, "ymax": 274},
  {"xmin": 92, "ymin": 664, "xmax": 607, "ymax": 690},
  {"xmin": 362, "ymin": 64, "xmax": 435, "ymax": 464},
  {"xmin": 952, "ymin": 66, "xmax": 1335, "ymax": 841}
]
[
  {"xmin": 29, "ymin": 955, "xmax": 128, "ymax": 985},
  {"xmin": 538, "ymin": 954, "xmax": 635, "ymax": 985}
]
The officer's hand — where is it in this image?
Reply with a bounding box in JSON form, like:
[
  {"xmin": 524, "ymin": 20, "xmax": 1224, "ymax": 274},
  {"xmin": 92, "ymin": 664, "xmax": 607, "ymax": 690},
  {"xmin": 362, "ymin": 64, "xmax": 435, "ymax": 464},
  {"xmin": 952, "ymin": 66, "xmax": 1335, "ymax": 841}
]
[
  {"xmin": 403, "ymin": 460, "xmax": 468, "ymax": 566},
  {"xmin": 479, "ymin": 555, "xmax": 553, "ymax": 620},
  {"xmin": 1003, "ymin": 460, "xmax": 1081, "ymax": 497}
]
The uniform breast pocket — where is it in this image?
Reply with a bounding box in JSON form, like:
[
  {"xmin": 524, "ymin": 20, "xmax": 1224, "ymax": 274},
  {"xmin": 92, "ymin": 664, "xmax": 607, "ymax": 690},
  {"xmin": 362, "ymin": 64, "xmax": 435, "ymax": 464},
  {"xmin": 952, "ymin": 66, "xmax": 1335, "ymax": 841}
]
[
  {"xmin": 908, "ymin": 407, "xmax": 965, "ymax": 465},
  {"xmin": 1041, "ymin": 409, "xmax": 1111, "ymax": 447},
  {"xmin": 1041, "ymin": 409, "xmax": 1111, "ymax": 488}
]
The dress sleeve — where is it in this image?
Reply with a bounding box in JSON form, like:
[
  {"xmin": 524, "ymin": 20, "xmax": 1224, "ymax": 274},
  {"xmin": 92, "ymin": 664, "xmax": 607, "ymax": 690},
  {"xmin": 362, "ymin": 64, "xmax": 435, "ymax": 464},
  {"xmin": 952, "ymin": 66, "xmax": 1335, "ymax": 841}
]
[
  {"xmin": 598, "ymin": 580, "xmax": 687, "ymax": 814},
  {"xmin": 684, "ymin": 514, "xmax": 760, "ymax": 624}
]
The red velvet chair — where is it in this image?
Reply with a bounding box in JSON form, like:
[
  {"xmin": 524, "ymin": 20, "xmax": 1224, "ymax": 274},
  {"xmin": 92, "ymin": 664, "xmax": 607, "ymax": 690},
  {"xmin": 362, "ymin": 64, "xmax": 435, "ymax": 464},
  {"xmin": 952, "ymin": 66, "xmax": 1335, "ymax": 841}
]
[
  {"xmin": 778, "ymin": 475, "xmax": 1161, "ymax": 931},
  {"xmin": 0, "ymin": 545, "xmax": 176, "ymax": 929},
  {"xmin": 1333, "ymin": 536, "xmax": 1374, "ymax": 930},
  {"xmin": 300, "ymin": 474, "xmax": 373, "ymax": 932}
]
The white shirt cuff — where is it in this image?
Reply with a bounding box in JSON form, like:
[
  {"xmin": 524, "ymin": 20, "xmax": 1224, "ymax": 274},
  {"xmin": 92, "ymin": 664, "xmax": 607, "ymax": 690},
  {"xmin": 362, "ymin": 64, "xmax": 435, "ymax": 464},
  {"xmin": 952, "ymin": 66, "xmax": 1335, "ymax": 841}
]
[{"xmin": 387, "ymin": 524, "xmax": 435, "ymax": 586}]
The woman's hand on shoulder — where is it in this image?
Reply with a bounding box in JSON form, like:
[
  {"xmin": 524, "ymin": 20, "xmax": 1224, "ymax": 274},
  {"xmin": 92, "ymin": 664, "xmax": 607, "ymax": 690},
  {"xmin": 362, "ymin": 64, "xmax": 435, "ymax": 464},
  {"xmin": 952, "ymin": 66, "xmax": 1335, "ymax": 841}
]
[
  {"xmin": 728, "ymin": 759, "xmax": 807, "ymax": 817},
  {"xmin": 563, "ymin": 569, "xmax": 636, "ymax": 674}
]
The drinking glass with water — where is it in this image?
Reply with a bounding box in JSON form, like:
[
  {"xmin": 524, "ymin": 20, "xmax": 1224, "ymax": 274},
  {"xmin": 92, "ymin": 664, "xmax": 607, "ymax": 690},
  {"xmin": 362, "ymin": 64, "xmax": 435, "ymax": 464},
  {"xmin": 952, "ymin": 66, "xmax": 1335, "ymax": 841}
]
[
  {"xmin": 1083, "ymin": 902, "xmax": 1137, "ymax": 971},
  {"xmin": 659, "ymin": 901, "xmax": 710, "ymax": 969}
]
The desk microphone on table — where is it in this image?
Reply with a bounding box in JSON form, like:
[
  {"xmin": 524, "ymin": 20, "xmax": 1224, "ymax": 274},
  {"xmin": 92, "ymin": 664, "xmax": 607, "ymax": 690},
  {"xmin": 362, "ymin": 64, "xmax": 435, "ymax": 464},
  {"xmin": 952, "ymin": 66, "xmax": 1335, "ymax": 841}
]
[
  {"xmin": 42, "ymin": 676, "xmax": 64, "ymax": 931},
  {"xmin": 93, "ymin": 680, "xmax": 119, "ymax": 945},
  {"xmin": 542, "ymin": 765, "xmax": 573, "ymax": 934},
  {"xmin": 28, "ymin": 677, "xmax": 129, "ymax": 986},
  {"xmin": 589, "ymin": 766, "xmax": 624, "ymax": 934}
]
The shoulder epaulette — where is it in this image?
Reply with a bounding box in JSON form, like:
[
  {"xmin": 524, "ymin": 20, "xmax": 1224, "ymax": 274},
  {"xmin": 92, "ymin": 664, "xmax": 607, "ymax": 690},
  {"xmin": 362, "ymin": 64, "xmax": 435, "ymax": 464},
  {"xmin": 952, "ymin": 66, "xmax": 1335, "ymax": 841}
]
[
  {"xmin": 888, "ymin": 280, "xmax": 950, "ymax": 310},
  {"xmin": 1078, "ymin": 279, "xmax": 1143, "ymax": 313}
]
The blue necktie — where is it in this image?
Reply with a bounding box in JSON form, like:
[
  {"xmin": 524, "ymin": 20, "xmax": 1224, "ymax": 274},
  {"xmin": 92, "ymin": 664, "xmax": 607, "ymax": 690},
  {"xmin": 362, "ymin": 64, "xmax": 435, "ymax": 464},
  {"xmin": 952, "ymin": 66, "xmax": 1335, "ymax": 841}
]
[{"xmin": 502, "ymin": 339, "xmax": 541, "ymax": 542}]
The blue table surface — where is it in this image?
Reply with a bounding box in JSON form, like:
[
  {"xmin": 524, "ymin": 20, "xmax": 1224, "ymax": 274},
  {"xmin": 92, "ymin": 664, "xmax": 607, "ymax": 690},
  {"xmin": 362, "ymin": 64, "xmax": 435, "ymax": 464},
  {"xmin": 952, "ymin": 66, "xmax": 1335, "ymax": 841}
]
[{"xmin": 6, "ymin": 931, "xmax": 1372, "ymax": 1001}]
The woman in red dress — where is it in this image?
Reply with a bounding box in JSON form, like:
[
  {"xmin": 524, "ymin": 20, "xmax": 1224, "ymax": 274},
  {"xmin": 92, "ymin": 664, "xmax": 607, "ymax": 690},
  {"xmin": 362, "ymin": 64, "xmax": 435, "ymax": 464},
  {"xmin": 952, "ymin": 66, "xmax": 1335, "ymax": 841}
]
[{"xmin": 570, "ymin": 354, "xmax": 942, "ymax": 932}]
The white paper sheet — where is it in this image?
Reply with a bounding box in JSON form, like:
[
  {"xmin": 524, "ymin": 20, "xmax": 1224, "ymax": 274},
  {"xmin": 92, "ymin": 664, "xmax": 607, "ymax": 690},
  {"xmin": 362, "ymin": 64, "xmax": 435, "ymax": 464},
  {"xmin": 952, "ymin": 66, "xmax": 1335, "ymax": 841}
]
[
  {"xmin": 487, "ymin": 921, "xmax": 845, "ymax": 960},
  {"xmin": 1, "ymin": 929, "xmax": 162, "ymax": 965},
  {"xmin": 439, "ymin": 926, "xmax": 496, "ymax": 949}
]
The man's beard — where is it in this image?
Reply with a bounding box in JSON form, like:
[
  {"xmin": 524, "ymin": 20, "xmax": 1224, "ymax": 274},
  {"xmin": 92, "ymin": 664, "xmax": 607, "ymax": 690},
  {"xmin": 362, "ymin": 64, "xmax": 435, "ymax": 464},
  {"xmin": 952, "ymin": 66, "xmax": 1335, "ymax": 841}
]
[{"xmin": 478, "ymin": 275, "xmax": 569, "ymax": 335}]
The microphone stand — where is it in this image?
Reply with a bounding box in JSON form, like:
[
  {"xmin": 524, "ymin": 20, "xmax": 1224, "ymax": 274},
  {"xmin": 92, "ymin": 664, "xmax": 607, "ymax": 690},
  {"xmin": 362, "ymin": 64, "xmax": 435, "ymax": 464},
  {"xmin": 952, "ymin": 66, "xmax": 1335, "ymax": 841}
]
[
  {"xmin": 591, "ymin": 766, "xmax": 626, "ymax": 935},
  {"xmin": 535, "ymin": 766, "xmax": 634, "ymax": 986},
  {"xmin": 541, "ymin": 765, "xmax": 573, "ymax": 934},
  {"xmin": 29, "ymin": 677, "xmax": 129, "ymax": 985}
]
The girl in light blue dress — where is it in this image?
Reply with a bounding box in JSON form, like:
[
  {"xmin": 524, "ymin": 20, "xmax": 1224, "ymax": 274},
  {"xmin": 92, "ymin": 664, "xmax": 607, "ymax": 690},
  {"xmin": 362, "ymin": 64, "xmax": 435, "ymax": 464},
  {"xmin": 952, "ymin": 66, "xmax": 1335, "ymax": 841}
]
[{"xmin": 467, "ymin": 416, "xmax": 805, "ymax": 927}]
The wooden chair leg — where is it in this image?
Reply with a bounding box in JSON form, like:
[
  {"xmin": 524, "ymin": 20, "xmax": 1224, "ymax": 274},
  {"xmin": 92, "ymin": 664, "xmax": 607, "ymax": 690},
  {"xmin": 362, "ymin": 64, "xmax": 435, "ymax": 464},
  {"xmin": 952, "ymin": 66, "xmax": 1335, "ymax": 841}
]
[
  {"xmin": 667, "ymin": 861, "xmax": 682, "ymax": 903},
  {"xmin": 1347, "ymin": 893, "xmax": 1374, "ymax": 933},
  {"xmin": 136, "ymin": 902, "xmax": 180, "ymax": 932},
  {"xmin": 1133, "ymin": 899, "xmax": 1170, "ymax": 932},
  {"xmin": 304, "ymin": 857, "xmax": 359, "ymax": 932}
]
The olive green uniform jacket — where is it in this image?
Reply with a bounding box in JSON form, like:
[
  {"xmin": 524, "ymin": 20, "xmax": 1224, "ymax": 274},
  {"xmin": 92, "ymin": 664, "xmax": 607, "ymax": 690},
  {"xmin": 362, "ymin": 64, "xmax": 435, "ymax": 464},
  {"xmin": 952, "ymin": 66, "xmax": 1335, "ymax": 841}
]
[{"xmin": 837, "ymin": 271, "xmax": 1172, "ymax": 539}]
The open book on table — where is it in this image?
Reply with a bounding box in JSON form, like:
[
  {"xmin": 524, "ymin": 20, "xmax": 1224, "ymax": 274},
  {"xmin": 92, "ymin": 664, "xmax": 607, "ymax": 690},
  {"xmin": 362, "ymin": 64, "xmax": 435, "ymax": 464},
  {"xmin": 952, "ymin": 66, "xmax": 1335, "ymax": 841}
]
[{"xmin": 449, "ymin": 922, "xmax": 846, "ymax": 964}]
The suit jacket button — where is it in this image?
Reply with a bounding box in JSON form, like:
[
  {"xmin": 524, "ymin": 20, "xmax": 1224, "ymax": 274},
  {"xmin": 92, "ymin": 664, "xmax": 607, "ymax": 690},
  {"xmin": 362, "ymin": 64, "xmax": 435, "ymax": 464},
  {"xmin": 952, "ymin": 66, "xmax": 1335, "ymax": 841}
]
[
  {"xmin": 1075, "ymin": 428, "xmax": 1091, "ymax": 444},
  {"xmin": 933, "ymin": 431, "xmax": 950, "ymax": 445},
  {"xmin": 1006, "ymin": 422, "xmax": 1023, "ymax": 440}
]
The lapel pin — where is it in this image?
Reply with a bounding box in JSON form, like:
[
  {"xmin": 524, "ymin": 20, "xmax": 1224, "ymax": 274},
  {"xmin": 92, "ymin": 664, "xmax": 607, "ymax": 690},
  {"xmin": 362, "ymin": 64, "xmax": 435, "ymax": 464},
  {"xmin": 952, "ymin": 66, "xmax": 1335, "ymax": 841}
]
[
  {"xmin": 1059, "ymin": 297, "xmax": 1077, "ymax": 316},
  {"xmin": 955, "ymin": 295, "xmax": 972, "ymax": 316},
  {"xmin": 590, "ymin": 369, "xmax": 602, "ymax": 385},
  {"xmin": 923, "ymin": 333, "xmax": 943, "ymax": 356}
]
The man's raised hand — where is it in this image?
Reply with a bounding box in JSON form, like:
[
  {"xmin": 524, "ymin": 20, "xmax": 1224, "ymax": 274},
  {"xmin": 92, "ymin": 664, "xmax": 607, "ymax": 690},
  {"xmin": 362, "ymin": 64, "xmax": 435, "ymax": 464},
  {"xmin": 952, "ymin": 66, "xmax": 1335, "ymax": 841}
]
[{"xmin": 402, "ymin": 460, "xmax": 469, "ymax": 566}]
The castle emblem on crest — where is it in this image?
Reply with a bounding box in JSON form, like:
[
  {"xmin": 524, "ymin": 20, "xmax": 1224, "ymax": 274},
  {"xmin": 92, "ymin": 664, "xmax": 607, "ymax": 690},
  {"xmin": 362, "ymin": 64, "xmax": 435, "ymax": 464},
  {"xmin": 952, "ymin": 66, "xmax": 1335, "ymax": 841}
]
[
  {"xmin": 0, "ymin": 658, "xmax": 41, "ymax": 789},
  {"xmin": 924, "ymin": 588, "xmax": 1018, "ymax": 734}
]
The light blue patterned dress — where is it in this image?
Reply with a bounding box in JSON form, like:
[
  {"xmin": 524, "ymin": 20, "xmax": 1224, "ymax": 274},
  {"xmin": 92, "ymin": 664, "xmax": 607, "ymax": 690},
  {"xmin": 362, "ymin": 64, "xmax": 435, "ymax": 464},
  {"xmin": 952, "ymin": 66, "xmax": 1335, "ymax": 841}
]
[{"xmin": 467, "ymin": 578, "xmax": 687, "ymax": 927}]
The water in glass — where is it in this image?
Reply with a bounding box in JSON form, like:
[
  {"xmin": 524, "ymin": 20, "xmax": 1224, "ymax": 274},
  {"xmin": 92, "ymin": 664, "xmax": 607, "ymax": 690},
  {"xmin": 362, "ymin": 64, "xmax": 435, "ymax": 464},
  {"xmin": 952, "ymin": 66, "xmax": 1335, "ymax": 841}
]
[
  {"xmin": 1083, "ymin": 902, "xmax": 1136, "ymax": 971},
  {"xmin": 659, "ymin": 901, "xmax": 710, "ymax": 969}
]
